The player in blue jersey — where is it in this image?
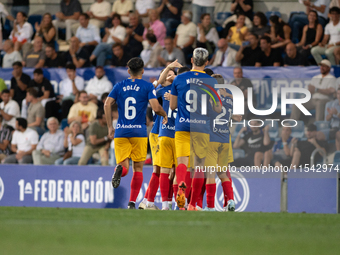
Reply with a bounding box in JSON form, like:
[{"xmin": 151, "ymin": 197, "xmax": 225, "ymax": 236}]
[
  {"xmin": 170, "ymin": 48, "xmax": 222, "ymax": 210},
  {"xmin": 104, "ymin": 57, "xmax": 167, "ymax": 209}
]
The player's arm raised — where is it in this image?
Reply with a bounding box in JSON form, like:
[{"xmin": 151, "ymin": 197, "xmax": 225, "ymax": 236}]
[
  {"xmin": 149, "ymin": 98, "xmax": 168, "ymax": 124},
  {"xmin": 104, "ymin": 97, "xmax": 116, "ymax": 139}
]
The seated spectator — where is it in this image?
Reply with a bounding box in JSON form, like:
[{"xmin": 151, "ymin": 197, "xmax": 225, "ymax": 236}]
[
  {"xmin": 295, "ymin": 10, "xmax": 323, "ymax": 60},
  {"xmin": 136, "ymin": 0, "xmax": 155, "ymax": 20},
  {"xmin": 192, "ymin": 0, "xmax": 215, "ymax": 25},
  {"xmin": 32, "ymin": 117, "xmax": 64, "ymax": 165},
  {"xmin": 0, "ymin": 3, "xmax": 14, "ymax": 50},
  {"xmin": 143, "ymin": 9, "xmax": 166, "ymax": 47},
  {"xmin": 157, "ymin": 0, "xmax": 183, "ymax": 37},
  {"xmin": 267, "ymin": 15, "xmax": 291, "ymax": 49},
  {"xmin": 75, "ymin": 13, "xmax": 101, "ymax": 55},
  {"xmin": 2, "ymin": 40, "xmax": 22, "ymax": 68},
  {"xmin": 64, "ymin": 36, "xmax": 91, "ymax": 68},
  {"xmin": 53, "ymin": 0, "xmax": 82, "ymax": 41},
  {"xmin": 3, "ymin": 118, "xmax": 38, "ymax": 164},
  {"xmin": 290, "ymin": 124, "xmax": 327, "ymax": 168},
  {"xmin": 67, "ymin": 90, "xmax": 98, "ymax": 130},
  {"xmin": 291, "ymin": 60, "xmax": 337, "ymax": 121},
  {"xmin": 55, "ymin": 121, "xmax": 85, "ymax": 165},
  {"xmin": 109, "ymin": 0, "xmax": 133, "ymax": 25},
  {"xmin": 210, "ymin": 39, "xmax": 239, "ymax": 67},
  {"xmin": 85, "ymin": 0, "xmax": 111, "ymax": 30},
  {"xmin": 44, "ymin": 44, "xmax": 64, "ymax": 68},
  {"xmin": 78, "ymin": 109, "xmax": 110, "ymax": 166},
  {"xmin": 250, "ymin": 12, "xmax": 270, "ymax": 37},
  {"xmin": 255, "ymin": 36, "xmax": 282, "ymax": 67},
  {"xmin": 26, "ymin": 88, "xmax": 45, "ymax": 136},
  {"xmin": 311, "ymin": 7, "xmax": 340, "ymax": 65},
  {"xmin": 228, "ymin": 13, "xmax": 248, "ymax": 51},
  {"xmin": 0, "ymin": 89, "xmax": 20, "ymax": 130},
  {"xmin": 158, "ymin": 36, "xmax": 185, "ymax": 66},
  {"xmin": 196, "ymin": 13, "xmax": 219, "ymax": 55},
  {"xmin": 122, "ymin": 12, "xmax": 144, "ymax": 58},
  {"xmin": 90, "ymin": 14, "xmax": 126, "ymax": 66},
  {"xmin": 9, "ymin": 12, "xmax": 33, "ymax": 52},
  {"xmin": 110, "ymin": 43, "xmax": 130, "ymax": 67},
  {"xmin": 10, "ymin": 61, "xmax": 31, "ymax": 109},
  {"xmin": 85, "ymin": 66, "xmax": 113, "ymax": 104},
  {"xmin": 289, "ymin": 0, "xmax": 329, "ymax": 43},
  {"xmin": 34, "ymin": 13, "xmax": 56, "ymax": 46},
  {"xmin": 236, "ymin": 33, "xmax": 261, "ymax": 66},
  {"xmin": 141, "ymin": 34, "xmax": 163, "ymax": 68},
  {"xmin": 174, "ymin": 11, "xmax": 197, "ymax": 64},
  {"xmin": 0, "ymin": 115, "xmax": 12, "ymax": 163},
  {"xmin": 22, "ymin": 36, "xmax": 45, "ymax": 68},
  {"xmin": 284, "ymin": 43, "xmax": 308, "ymax": 66}
]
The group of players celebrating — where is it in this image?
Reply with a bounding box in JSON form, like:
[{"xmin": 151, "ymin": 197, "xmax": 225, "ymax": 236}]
[{"xmin": 104, "ymin": 48, "xmax": 238, "ymax": 211}]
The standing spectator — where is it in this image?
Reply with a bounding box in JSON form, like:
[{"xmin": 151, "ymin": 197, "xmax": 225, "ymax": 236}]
[
  {"xmin": 141, "ymin": 34, "xmax": 163, "ymax": 68},
  {"xmin": 9, "ymin": 12, "xmax": 33, "ymax": 52},
  {"xmin": 22, "ymin": 36, "xmax": 45, "ymax": 68},
  {"xmin": 26, "ymin": 88, "xmax": 45, "ymax": 136},
  {"xmin": 143, "ymin": 9, "xmax": 167, "ymax": 47},
  {"xmin": 0, "ymin": 3, "xmax": 14, "ymax": 50},
  {"xmin": 136, "ymin": 0, "xmax": 155, "ymax": 20},
  {"xmin": 64, "ymin": 36, "xmax": 91, "ymax": 68},
  {"xmin": 32, "ymin": 117, "xmax": 64, "ymax": 165},
  {"xmin": 0, "ymin": 115, "xmax": 12, "ymax": 163},
  {"xmin": 78, "ymin": 109, "xmax": 110, "ymax": 166},
  {"xmin": 85, "ymin": 66, "xmax": 113, "ymax": 104},
  {"xmin": 284, "ymin": 43, "xmax": 308, "ymax": 66},
  {"xmin": 196, "ymin": 13, "xmax": 219, "ymax": 55},
  {"xmin": 290, "ymin": 59, "xmax": 337, "ymax": 121},
  {"xmin": 174, "ymin": 11, "xmax": 197, "ymax": 64},
  {"xmin": 2, "ymin": 40, "xmax": 22, "ymax": 68},
  {"xmin": 34, "ymin": 13, "xmax": 56, "ymax": 46},
  {"xmin": 255, "ymin": 36, "xmax": 282, "ymax": 67},
  {"xmin": 268, "ymin": 15, "xmax": 291, "ymax": 49},
  {"xmin": 295, "ymin": 10, "xmax": 324, "ymax": 60},
  {"xmin": 236, "ymin": 33, "xmax": 261, "ymax": 66},
  {"xmin": 10, "ymin": 61, "xmax": 31, "ymax": 109},
  {"xmin": 110, "ymin": 43, "xmax": 130, "ymax": 67},
  {"xmin": 157, "ymin": 0, "xmax": 183, "ymax": 37},
  {"xmin": 3, "ymin": 118, "xmax": 38, "ymax": 164},
  {"xmin": 122, "ymin": 12, "xmax": 144, "ymax": 58},
  {"xmin": 250, "ymin": 12, "xmax": 270, "ymax": 37},
  {"xmin": 53, "ymin": 0, "xmax": 82, "ymax": 41},
  {"xmin": 110, "ymin": 0, "xmax": 133, "ymax": 25},
  {"xmin": 90, "ymin": 14, "xmax": 126, "ymax": 66},
  {"xmin": 289, "ymin": 0, "xmax": 330, "ymax": 43},
  {"xmin": 55, "ymin": 121, "xmax": 85, "ymax": 165},
  {"xmin": 192, "ymin": 0, "xmax": 215, "ymax": 25},
  {"xmin": 228, "ymin": 13, "xmax": 248, "ymax": 51},
  {"xmin": 210, "ymin": 38, "xmax": 239, "ymax": 67},
  {"xmin": 11, "ymin": 0, "xmax": 29, "ymax": 17},
  {"xmin": 44, "ymin": 44, "xmax": 64, "ymax": 68},
  {"xmin": 0, "ymin": 89, "xmax": 20, "ymax": 130},
  {"xmin": 86, "ymin": 0, "xmax": 111, "ymax": 30},
  {"xmin": 158, "ymin": 36, "xmax": 185, "ymax": 66}
]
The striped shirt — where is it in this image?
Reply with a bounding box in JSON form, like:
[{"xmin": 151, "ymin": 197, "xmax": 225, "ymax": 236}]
[{"xmin": 0, "ymin": 126, "xmax": 12, "ymax": 155}]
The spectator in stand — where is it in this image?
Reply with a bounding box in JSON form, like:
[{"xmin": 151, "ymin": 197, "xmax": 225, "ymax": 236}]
[
  {"xmin": 67, "ymin": 91, "xmax": 98, "ymax": 131},
  {"xmin": 26, "ymin": 88, "xmax": 45, "ymax": 136},
  {"xmin": 11, "ymin": 0, "xmax": 29, "ymax": 17},
  {"xmin": 158, "ymin": 37, "xmax": 185, "ymax": 66},
  {"xmin": 290, "ymin": 124, "xmax": 327, "ymax": 168},
  {"xmin": 9, "ymin": 12, "xmax": 33, "ymax": 52},
  {"xmin": 2, "ymin": 40, "xmax": 22, "ymax": 68},
  {"xmin": 0, "ymin": 89, "xmax": 20, "ymax": 130},
  {"xmin": 0, "ymin": 115, "xmax": 12, "ymax": 163},
  {"xmin": 44, "ymin": 44, "xmax": 64, "ymax": 68},
  {"xmin": 122, "ymin": 12, "xmax": 144, "ymax": 58},
  {"xmin": 228, "ymin": 13, "xmax": 248, "ymax": 51},
  {"xmin": 0, "ymin": 3, "xmax": 14, "ymax": 50},
  {"xmin": 89, "ymin": 14, "xmax": 126, "ymax": 66},
  {"xmin": 141, "ymin": 34, "xmax": 163, "ymax": 68},
  {"xmin": 267, "ymin": 15, "xmax": 291, "ymax": 49},
  {"xmin": 34, "ymin": 13, "xmax": 56, "ymax": 46},
  {"xmin": 0, "ymin": 79, "xmax": 6, "ymax": 93},
  {"xmin": 10, "ymin": 61, "xmax": 31, "ymax": 109},
  {"xmin": 64, "ymin": 36, "xmax": 91, "ymax": 68},
  {"xmin": 143, "ymin": 9, "xmax": 167, "ymax": 47},
  {"xmin": 210, "ymin": 38, "xmax": 239, "ymax": 67},
  {"xmin": 78, "ymin": 109, "xmax": 110, "ymax": 166},
  {"xmin": 236, "ymin": 33, "xmax": 261, "ymax": 66},
  {"xmin": 250, "ymin": 12, "xmax": 270, "ymax": 38},
  {"xmin": 157, "ymin": 0, "xmax": 183, "ymax": 37},
  {"xmin": 85, "ymin": 0, "xmax": 111, "ymax": 30},
  {"xmin": 284, "ymin": 43, "xmax": 308, "ymax": 66},
  {"xmin": 174, "ymin": 11, "xmax": 197, "ymax": 64},
  {"xmin": 291, "ymin": 59, "xmax": 337, "ymax": 121},
  {"xmin": 55, "ymin": 121, "xmax": 85, "ymax": 165},
  {"xmin": 110, "ymin": 43, "xmax": 130, "ymax": 67},
  {"xmin": 32, "ymin": 117, "xmax": 64, "ymax": 165},
  {"xmin": 136, "ymin": 0, "xmax": 155, "ymax": 21},
  {"xmin": 289, "ymin": 0, "xmax": 330, "ymax": 43},
  {"xmin": 109, "ymin": 0, "xmax": 133, "ymax": 25},
  {"xmin": 3, "ymin": 118, "xmax": 38, "ymax": 164},
  {"xmin": 22, "ymin": 36, "xmax": 45, "ymax": 68},
  {"xmin": 196, "ymin": 13, "xmax": 219, "ymax": 56},
  {"xmin": 192, "ymin": 0, "xmax": 215, "ymax": 25},
  {"xmin": 85, "ymin": 66, "xmax": 113, "ymax": 104},
  {"xmin": 255, "ymin": 36, "xmax": 282, "ymax": 67},
  {"xmin": 295, "ymin": 10, "xmax": 324, "ymax": 60}
]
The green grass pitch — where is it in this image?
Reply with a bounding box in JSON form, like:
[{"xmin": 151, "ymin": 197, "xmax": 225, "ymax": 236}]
[{"xmin": 0, "ymin": 207, "xmax": 339, "ymax": 255}]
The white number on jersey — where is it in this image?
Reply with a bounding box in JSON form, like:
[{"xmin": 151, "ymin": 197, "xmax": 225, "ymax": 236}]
[{"xmin": 125, "ymin": 97, "xmax": 136, "ymax": 120}]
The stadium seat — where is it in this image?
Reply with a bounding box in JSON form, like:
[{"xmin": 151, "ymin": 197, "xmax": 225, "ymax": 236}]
[
  {"xmin": 28, "ymin": 15, "xmax": 42, "ymax": 34},
  {"xmin": 265, "ymin": 11, "xmax": 281, "ymax": 21},
  {"xmin": 333, "ymin": 151, "xmax": 340, "ymax": 166},
  {"xmin": 2, "ymin": 19, "xmax": 12, "ymax": 39},
  {"xmin": 215, "ymin": 12, "xmax": 232, "ymax": 26},
  {"xmin": 288, "ymin": 11, "xmax": 305, "ymax": 24},
  {"xmin": 314, "ymin": 121, "xmax": 330, "ymax": 131},
  {"xmin": 264, "ymin": 120, "xmax": 279, "ymax": 140},
  {"xmin": 290, "ymin": 120, "xmax": 305, "ymax": 139},
  {"xmin": 233, "ymin": 149, "xmax": 245, "ymax": 160},
  {"xmin": 60, "ymin": 118, "xmax": 69, "ymax": 130}
]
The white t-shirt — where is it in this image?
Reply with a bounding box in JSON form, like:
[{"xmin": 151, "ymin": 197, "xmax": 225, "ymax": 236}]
[
  {"xmin": 193, "ymin": 0, "xmax": 216, "ymax": 7},
  {"xmin": 0, "ymin": 99, "xmax": 20, "ymax": 129},
  {"xmin": 12, "ymin": 128, "xmax": 39, "ymax": 152},
  {"xmin": 107, "ymin": 25, "xmax": 126, "ymax": 44},
  {"xmin": 325, "ymin": 21, "xmax": 340, "ymax": 44},
  {"xmin": 89, "ymin": 1, "xmax": 111, "ymax": 18},
  {"xmin": 311, "ymin": 73, "xmax": 337, "ymax": 100},
  {"xmin": 176, "ymin": 22, "xmax": 197, "ymax": 47},
  {"xmin": 0, "ymin": 3, "xmax": 9, "ymax": 29},
  {"xmin": 85, "ymin": 75, "xmax": 113, "ymax": 100},
  {"xmin": 135, "ymin": 0, "xmax": 155, "ymax": 15},
  {"xmin": 314, "ymin": 0, "xmax": 330, "ymax": 20},
  {"xmin": 68, "ymin": 134, "xmax": 85, "ymax": 158},
  {"xmin": 2, "ymin": 51, "xmax": 23, "ymax": 68},
  {"xmin": 59, "ymin": 76, "xmax": 85, "ymax": 98}
]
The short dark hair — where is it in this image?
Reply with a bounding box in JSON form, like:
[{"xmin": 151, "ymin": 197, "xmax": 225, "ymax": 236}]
[
  {"xmin": 1, "ymin": 89, "xmax": 10, "ymax": 95},
  {"xmin": 200, "ymin": 13, "xmax": 210, "ymax": 21},
  {"xmin": 66, "ymin": 63, "xmax": 76, "ymax": 70},
  {"xmin": 96, "ymin": 109, "xmax": 105, "ymax": 119},
  {"xmin": 204, "ymin": 68, "xmax": 214, "ymax": 76},
  {"xmin": 254, "ymin": 12, "xmax": 268, "ymax": 27},
  {"xmin": 164, "ymin": 36, "xmax": 173, "ymax": 41},
  {"xmin": 329, "ymin": 6, "xmax": 340, "ymax": 14},
  {"xmin": 261, "ymin": 35, "xmax": 271, "ymax": 44},
  {"xmin": 146, "ymin": 33, "xmax": 157, "ymax": 44},
  {"xmin": 101, "ymin": 92, "xmax": 109, "ymax": 101},
  {"xmin": 16, "ymin": 118, "xmax": 27, "ymax": 129},
  {"xmin": 33, "ymin": 68, "xmax": 43, "ymax": 75},
  {"xmin": 79, "ymin": 90, "xmax": 87, "ymax": 96},
  {"xmin": 96, "ymin": 66, "xmax": 104, "ymax": 70},
  {"xmin": 80, "ymin": 13, "xmax": 90, "ymax": 20},
  {"xmin": 45, "ymin": 43, "xmax": 55, "ymax": 50},
  {"xmin": 112, "ymin": 13, "xmax": 122, "ymax": 23},
  {"xmin": 307, "ymin": 123, "xmax": 317, "ymax": 132},
  {"xmin": 17, "ymin": 11, "xmax": 27, "ymax": 18},
  {"xmin": 212, "ymin": 74, "xmax": 224, "ymax": 84},
  {"xmin": 178, "ymin": 66, "xmax": 190, "ymax": 74},
  {"xmin": 27, "ymin": 87, "xmax": 39, "ymax": 98},
  {"xmin": 248, "ymin": 33, "xmax": 259, "ymax": 39},
  {"xmin": 12, "ymin": 61, "xmax": 22, "ymax": 68},
  {"xmin": 112, "ymin": 42, "xmax": 123, "ymax": 50},
  {"xmin": 127, "ymin": 57, "xmax": 144, "ymax": 76}
]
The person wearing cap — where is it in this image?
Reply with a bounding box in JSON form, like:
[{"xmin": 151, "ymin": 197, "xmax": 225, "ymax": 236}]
[
  {"xmin": 290, "ymin": 59, "xmax": 337, "ymax": 121},
  {"xmin": 290, "ymin": 124, "xmax": 327, "ymax": 168},
  {"xmin": 311, "ymin": 7, "xmax": 340, "ymax": 65}
]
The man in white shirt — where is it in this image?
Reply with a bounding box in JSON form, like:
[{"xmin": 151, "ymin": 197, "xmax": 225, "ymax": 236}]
[
  {"xmin": 291, "ymin": 59, "xmax": 337, "ymax": 121},
  {"xmin": 85, "ymin": 66, "xmax": 113, "ymax": 104},
  {"xmin": 2, "ymin": 40, "xmax": 22, "ymax": 68},
  {"xmin": 210, "ymin": 38, "xmax": 239, "ymax": 67},
  {"xmin": 0, "ymin": 89, "xmax": 20, "ymax": 130},
  {"xmin": 3, "ymin": 118, "xmax": 39, "ymax": 164}
]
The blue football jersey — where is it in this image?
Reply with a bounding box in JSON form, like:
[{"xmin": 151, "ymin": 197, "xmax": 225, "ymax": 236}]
[
  {"xmin": 150, "ymin": 85, "xmax": 163, "ymax": 135},
  {"xmin": 171, "ymin": 70, "xmax": 220, "ymax": 134},
  {"xmin": 159, "ymin": 85, "xmax": 176, "ymax": 138},
  {"xmin": 108, "ymin": 78, "xmax": 157, "ymax": 138}
]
